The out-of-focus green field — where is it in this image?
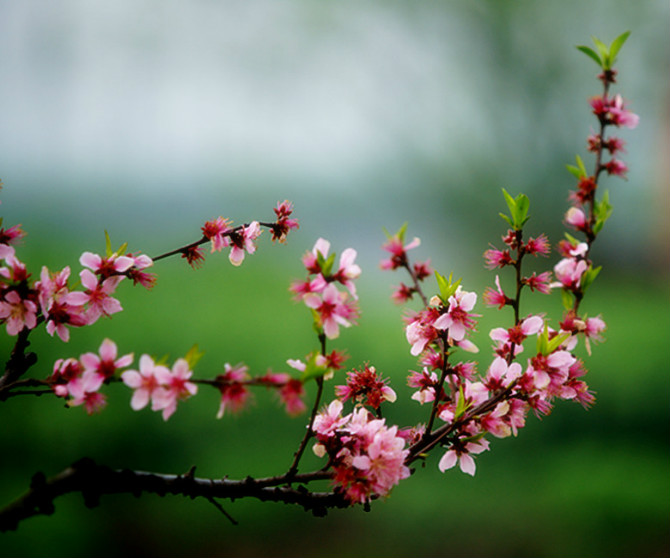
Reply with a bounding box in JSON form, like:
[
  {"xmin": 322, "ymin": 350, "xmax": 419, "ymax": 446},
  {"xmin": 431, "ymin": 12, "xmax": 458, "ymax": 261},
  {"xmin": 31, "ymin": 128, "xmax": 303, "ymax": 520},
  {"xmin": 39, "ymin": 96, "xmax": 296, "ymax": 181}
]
[{"xmin": 1, "ymin": 234, "xmax": 668, "ymax": 558}]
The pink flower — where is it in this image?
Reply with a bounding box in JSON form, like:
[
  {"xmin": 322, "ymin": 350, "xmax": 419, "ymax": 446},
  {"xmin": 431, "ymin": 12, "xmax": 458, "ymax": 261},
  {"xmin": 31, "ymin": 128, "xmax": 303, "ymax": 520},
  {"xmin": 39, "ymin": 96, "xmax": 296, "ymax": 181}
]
[
  {"xmin": 524, "ymin": 234, "xmax": 550, "ymax": 256},
  {"xmin": 484, "ymin": 357, "xmax": 522, "ymax": 391},
  {"xmin": 380, "ymin": 234, "xmax": 420, "ymax": 271},
  {"xmin": 483, "ymin": 275, "xmax": 509, "ymax": 309},
  {"xmin": 202, "ymin": 217, "xmax": 232, "ymax": 253},
  {"xmin": 483, "ymin": 247, "xmax": 513, "ymax": 269},
  {"xmin": 278, "ymin": 379, "xmax": 306, "ymax": 416},
  {"xmin": 335, "ymin": 365, "xmax": 396, "ymax": 409},
  {"xmin": 151, "ymin": 358, "xmax": 198, "ymax": 420},
  {"xmin": 0, "ymin": 224, "xmax": 26, "ymax": 246},
  {"xmin": 332, "ymin": 248, "xmax": 362, "ymax": 298},
  {"xmin": 51, "ymin": 357, "xmax": 85, "ymax": 398},
  {"xmin": 564, "ymin": 207, "xmax": 587, "ymax": 230},
  {"xmin": 607, "ymin": 94, "xmax": 639, "ymax": 129},
  {"xmin": 523, "ymin": 271, "xmax": 552, "ymax": 294},
  {"xmin": 405, "ymin": 307, "xmax": 441, "ymax": 356},
  {"xmin": 390, "ymin": 283, "xmax": 415, "ymax": 305},
  {"xmin": 271, "ymin": 200, "xmax": 299, "ymax": 243},
  {"xmin": 528, "ymin": 350, "xmax": 576, "ymax": 394},
  {"xmin": 604, "ymin": 158, "xmax": 628, "ymax": 178},
  {"xmin": 66, "ymin": 372, "xmax": 108, "ymax": 415},
  {"xmin": 122, "ymin": 354, "xmax": 170, "ymax": 411},
  {"xmin": 433, "ymin": 288, "xmax": 478, "ymax": 342},
  {"xmin": 438, "ymin": 438, "xmax": 490, "ymax": 476},
  {"xmin": 304, "ymin": 283, "xmax": 357, "ymax": 339},
  {"xmin": 407, "ymin": 368, "xmax": 438, "ymax": 404},
  {"xmin": 215, "ymin": 363, "xmax": 251, "ymax": 418},
  {"xmin": 313, "ymin": 399, "xmax": 348, "ymax": 439},
  {"xmin": 229, "ymin": 221, "xmax": 261, "ymax": 266},
  {"xmin": 80, "ymin": 338, "xmax": 133, "ymax": 390},
  {"xmin": 552, "ymin": 257, "xmax": 588, "ymax": 291},
  {"xmin": 126, "ymin": 253, "xmax": 156, "ymax": 289},
  {"xmin": 0, "ymin": 290, "xmax": 38, "ymax": 335},
  {"xmin": 182, "ymin": 245, "xmax": 206, "ymax": 268},
  {"xmin": 489, "ymin": 315, "xmax": 544, "ymax": 354},
  {"xmin": 64, "ymin": 269, "xmax": 123, "ymax": 324},
  {"xmin": 80, "ymin": 251, "xmax": 134, "ymax": 279},
  {"xmin": 315, "ymin": 406, "xmax": 410, "ymax": 503}
]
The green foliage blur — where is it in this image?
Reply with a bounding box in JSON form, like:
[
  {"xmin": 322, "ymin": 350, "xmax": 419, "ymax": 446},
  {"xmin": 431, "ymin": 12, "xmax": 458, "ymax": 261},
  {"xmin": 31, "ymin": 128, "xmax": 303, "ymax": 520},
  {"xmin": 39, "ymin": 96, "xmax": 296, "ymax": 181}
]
[{"xmin": 1, "ymin": 0, "xmax": 669, "ymax": 557}]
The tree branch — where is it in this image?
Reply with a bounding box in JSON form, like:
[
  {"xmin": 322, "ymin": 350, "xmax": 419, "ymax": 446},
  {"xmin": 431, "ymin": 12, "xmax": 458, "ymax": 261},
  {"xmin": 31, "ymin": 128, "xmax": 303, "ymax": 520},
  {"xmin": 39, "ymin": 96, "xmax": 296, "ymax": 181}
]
[{"xmin": 0, "ymin": 458, "xmax": 349, "ymax": 532}]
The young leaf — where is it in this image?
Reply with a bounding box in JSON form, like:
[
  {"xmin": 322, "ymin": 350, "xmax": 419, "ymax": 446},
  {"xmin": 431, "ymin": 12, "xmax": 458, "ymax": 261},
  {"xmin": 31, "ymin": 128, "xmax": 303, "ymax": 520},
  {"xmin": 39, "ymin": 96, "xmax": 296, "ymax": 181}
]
[
  {"xmin": 592, "ymin": 36, "xmax": 610, "ymax": 67},
  {"xmin": 581, "ymin": 265, "xmax": 602, "ymax": 292},
  {"xmin": 105, "ymin": 231, "xmax": 113, "ymax": 258},
  {"xmin": 383, "ymin": 222, "xmax": 408, "ymax": 243},
  {"xmin": 593, "ymin": 191, "xmax": 613, "ymax": 235},
  {"xmin": 300, "ymin": 353, "xmax": 328, "ymax": 382},
  {"xmin": 576, "ymin": 45, "xmax": 603, "ymax": 68},
  {"xmin": 561, "ymin": 288, "xmax": 574, "ymax": 310},
  {"xmin": 454, "ymin": 384, "xmax": 470, "ymax": 420},
  {"xmin": 575, "ymin": 155, "xmax": 587, "ymax": 177},
  {"xmin": 609, "ymin": 31, "xmax": 631, "ymax": 66},
  {"xmin": 435, "ymin": 271, "xmax": 461, "ymax": 303},
  {"xmin": 184, "ymin": 344, "xmax": 204, "ymax": 368}
]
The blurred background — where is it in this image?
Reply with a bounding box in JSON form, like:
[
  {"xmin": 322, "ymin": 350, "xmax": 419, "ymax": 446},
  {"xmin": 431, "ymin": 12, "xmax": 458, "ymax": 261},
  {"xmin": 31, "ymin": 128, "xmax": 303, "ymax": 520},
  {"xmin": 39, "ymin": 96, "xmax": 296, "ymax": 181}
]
[{"xmin": 0, "ymin": 1, "xmax": 668, "ymax": 557}]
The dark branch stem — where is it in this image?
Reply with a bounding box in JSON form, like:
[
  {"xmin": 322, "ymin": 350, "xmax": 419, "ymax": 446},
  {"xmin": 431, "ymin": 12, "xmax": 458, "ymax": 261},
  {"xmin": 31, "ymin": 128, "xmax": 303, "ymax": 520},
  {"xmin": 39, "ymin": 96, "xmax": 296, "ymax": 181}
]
[{"xmin": 0, "ymin": 458, "xmax": 343, "ymax": 532}]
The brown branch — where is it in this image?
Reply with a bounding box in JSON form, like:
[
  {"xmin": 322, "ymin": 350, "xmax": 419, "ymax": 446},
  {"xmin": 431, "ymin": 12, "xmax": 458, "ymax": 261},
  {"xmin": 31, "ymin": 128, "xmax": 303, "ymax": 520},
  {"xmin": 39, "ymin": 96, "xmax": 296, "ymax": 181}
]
[
  {"xmin": 0, "ymin": 458, "xmax": 347, "ymax": 532},
  {"xmin": 0, "ymin": 328, "xmax": 37, "ymax": 396}
]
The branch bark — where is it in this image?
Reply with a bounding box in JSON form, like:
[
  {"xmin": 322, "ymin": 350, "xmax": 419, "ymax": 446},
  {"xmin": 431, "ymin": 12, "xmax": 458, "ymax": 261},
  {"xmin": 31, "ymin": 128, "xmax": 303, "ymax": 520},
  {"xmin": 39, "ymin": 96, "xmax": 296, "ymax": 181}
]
[{"xmin": 0, "ymin": 458, "xmax": 350, "ymax": 532}]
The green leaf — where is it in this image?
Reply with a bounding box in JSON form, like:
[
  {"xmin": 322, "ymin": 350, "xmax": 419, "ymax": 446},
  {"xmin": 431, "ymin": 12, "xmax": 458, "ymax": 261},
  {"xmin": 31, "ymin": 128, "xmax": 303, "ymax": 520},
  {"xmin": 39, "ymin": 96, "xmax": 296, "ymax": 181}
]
[
  {"xmin": 502, "ymin": 188, "xmax": 517, "ymax": 216},
  {"xmin": 593, "ymin": 191, "xmax": 613, "ymax": 235},
  {"xmin": 561, "ymin": 288, "xmax": 574, "ymax": 310},
  {"xmin": 581, "ymin": 265, "xmax": 601, "ymax": 292},
  {"xmin": 383, "ymin": 222, "xmax": 408, "ymax": 243},
  {"xmin": 499, "ymin": 212, "xmax": 514, "ymax": 228},
  {"xmin": 575, "ymin": 155, "xmax": 587, "ymax": 176},
  {"xmin": 184, "ymin": 344, "xmax": 204, "ymax": 369},
  {"xmin": 563, "ymin": 232, "xmax": 580, "ymax": 245},
  {"xmin": 300, "ymin": 353, "xmax": 328, "ymax": 382},
  {"xmin": 435, "ymin": 271, "xmax": 461, "ymax": 303},
  {"xmin": 609, "ymin": 31, "xmax": 631, "ymax": 65},
  {"xmin": 592, "ymin": 36, "xmax": 610, "ymax": 65},
  {"xmin": 318, "ymin": 252, "xmax": 336, "ymax": 277},
  {"xmin": 576, "ymin": 45, "xmax": 603, "ymax": 67},
  {"xmin": 536, "ymin": 326, "xmax": 570, "ymax": 356},
  {"xmin": 566, "ymin": 164, "xmax": 583, "ymax": 179},
  {"xmin": 500, "ymin": 188, "xmax": 530, "ymax": 230},
  {"xmin": 547, "ymin": 331, "xmax": 571, "ymax": 354},
  {"xmin": 454, "ymin": 384, "xmax": 470, "ymax": 420},
  {"xmin": 105, "ymin": 231, "xmax": 113, "ymax": 258},
  {"xmin": 514, "ymin": 193, "xmax": 530, "ymax": 228}
]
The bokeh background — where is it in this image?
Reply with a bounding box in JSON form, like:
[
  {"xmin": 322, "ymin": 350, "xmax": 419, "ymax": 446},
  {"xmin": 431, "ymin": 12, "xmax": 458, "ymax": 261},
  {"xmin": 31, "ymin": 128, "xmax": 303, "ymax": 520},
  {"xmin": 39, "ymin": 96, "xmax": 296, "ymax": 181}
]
[{"xmin": 1, "ymin": 1, "xmax": 668, "ymax": 557}]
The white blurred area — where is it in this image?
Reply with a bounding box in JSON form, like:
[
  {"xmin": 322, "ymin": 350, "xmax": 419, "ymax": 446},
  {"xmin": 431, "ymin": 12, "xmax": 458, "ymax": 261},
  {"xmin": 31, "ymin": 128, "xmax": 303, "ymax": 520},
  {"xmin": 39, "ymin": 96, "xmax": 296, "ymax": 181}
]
[
  {"xmin": 0, "ymin": 0, "xmax": 667, "ymax": 270},
  {"xmin": 0, "ymin": 1, "xmax": 484, "ymax": 191}
]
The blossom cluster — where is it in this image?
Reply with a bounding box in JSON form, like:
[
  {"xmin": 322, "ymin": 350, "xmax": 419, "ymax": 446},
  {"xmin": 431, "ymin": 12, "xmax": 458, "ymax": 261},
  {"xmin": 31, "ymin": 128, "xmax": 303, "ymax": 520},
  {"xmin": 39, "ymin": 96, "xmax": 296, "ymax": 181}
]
[
  {"xmin": 213, "ymin": 363, "xmax": 307, "ymax": 418},
  {"xmin": 51, "ymin": 339, "xmax": 133, "ymax": 414},
  {"xmin": 190, "ymin": 200, "xmax": 299, "ymax": 268},
  {"xmin": 380, "ymin": 226, "xmax": 432, "ymax": 304},
  {"xmin": 290, "ymin": 238, "xmax": 361, "ymax": 339},
  {"xmin": 312, "ymin": 399, "xmax": 410, "ymax": 504},
  {"xmin": 1, "ymin": 234, "xmax": 154, "ymax": 341}
]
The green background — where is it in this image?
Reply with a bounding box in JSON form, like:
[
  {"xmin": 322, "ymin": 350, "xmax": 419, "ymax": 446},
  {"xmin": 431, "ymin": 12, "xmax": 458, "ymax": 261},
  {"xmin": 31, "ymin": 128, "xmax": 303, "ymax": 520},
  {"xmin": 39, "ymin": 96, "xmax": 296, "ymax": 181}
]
[{"xmin": 1, "ymin": 1, "xmax": 668, "ymax": 557}]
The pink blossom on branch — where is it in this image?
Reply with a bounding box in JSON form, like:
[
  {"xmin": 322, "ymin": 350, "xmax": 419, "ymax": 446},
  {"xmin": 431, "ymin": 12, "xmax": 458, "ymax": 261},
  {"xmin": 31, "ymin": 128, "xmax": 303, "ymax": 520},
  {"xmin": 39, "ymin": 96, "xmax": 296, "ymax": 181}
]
[
  {"xmin": 63, "ymin": 269, "xmax": 123, "ymax": 324},
  {"xmin": 0, "ymin": 290, "xmax": 38, "ymax": 335},
  {"xmin": 151, "ymin": 358, "xmax": 198, "ymax": 421},
  {"xmin": 228, "ymin": 221, "xmax": 262, "ymax": 266},
  {"xmin": 303, "ymin": 283, "xmax": 358, "ymax": 339},
  {"xmin": 122, "ymin": 355, "xmax": 170, "ymax": 411},
  {"xmin": 80, "ymin": 338, "xmax": 133, "ymax": 391},
  {"xmin": 438, "ymin": 437, "xmax": 490, "ymax": 476}
]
